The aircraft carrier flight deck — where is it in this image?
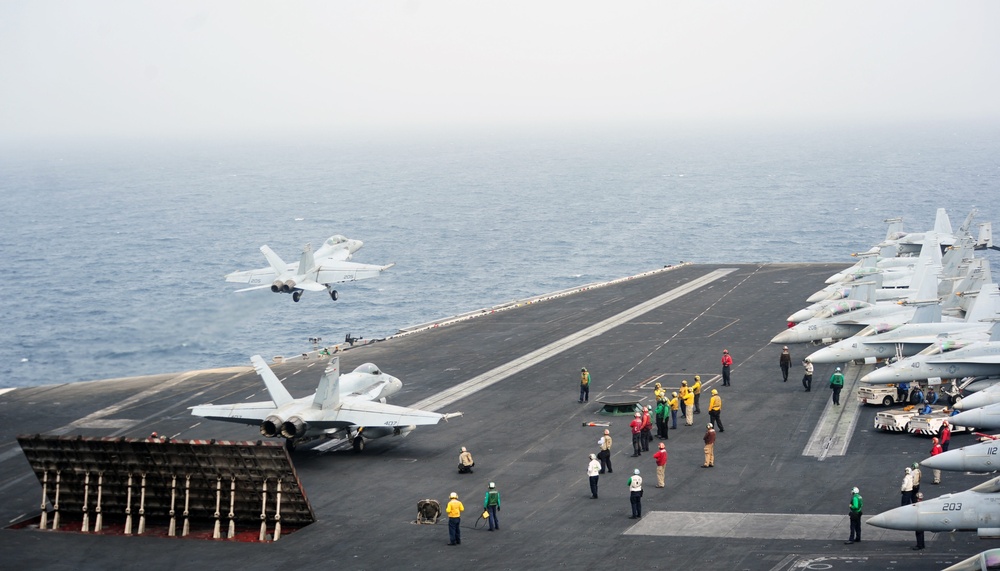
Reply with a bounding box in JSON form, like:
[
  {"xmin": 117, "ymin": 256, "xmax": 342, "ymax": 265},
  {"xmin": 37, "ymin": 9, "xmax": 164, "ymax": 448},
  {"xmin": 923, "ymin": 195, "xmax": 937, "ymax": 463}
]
[{"xmin": 2, "ymin": 263, "xmax": 996, "ymax": 571}]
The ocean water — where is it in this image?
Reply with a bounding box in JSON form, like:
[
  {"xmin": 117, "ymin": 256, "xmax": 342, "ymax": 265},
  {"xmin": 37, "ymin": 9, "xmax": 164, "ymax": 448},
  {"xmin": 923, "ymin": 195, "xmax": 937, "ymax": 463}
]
[{"xmin": 2, "ymin": 122, "xmax": 999, "ymax": 388}]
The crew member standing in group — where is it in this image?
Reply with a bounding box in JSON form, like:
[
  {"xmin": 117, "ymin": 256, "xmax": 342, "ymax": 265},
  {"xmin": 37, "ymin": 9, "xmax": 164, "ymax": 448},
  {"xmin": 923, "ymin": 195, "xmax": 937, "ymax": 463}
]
[
  {"xmin": 627, "ymin": 469, "xmax": 643, "ymax": 519},
  {"xmin": 830, "ymin": 367, "xmax": 844, "ymax": 405},
  {"xmin": 692, "ymin": 375, "xmax": 702, "ymax": 414},
  {"xmin": 779, "ymin": 346, "xmax": 791, "ymax": 382},
  {"xmin": 679, "ymin": 380, "xmax": 689, "ymax": 419},
  {"xmin": 708, "ymin": 389, "xmax": 724, "ymax": 432},
  {"xmin": 940, "ymin": 420, "xmax": 952, "ymax": 451},
  {"xmin": 630, "ymin": 412, "xmax": 643, "ymax": 456},
  {"xmin": 802, "ymin": 357, "xmax": 814, "ymax": 392},
  {"xmin": 598, "ymin": 429, "xmax": 613, "ymax": 474},
  {"xmin": 683, "ymin": 388, "xmax": 695, "ymax": 426},
  {"xmin": 912, "ymin": 492, "xmax": 925, "ymax": 550},
  {"xmin": 640, "ymin": 406, "xmax": 653, "ymax": 451},
  {"xmin": 702, "ymin": 423, "xmax": 716, "ymax": 467},
  {"xmin": 579, "ymin": 367, "xmax": 591, "ymax": 403},
  {"xmin": 721, "ymin": 350, "xmax": 733, "ymax": 386},
  {"xmin": 587, "ymin": 453, "xmax": 601, "ymax": 498},
  {"xmin": 900, "ymin": 467, "xmax": 914, "ymax": 506},
  {"xmin": 655, "ymin": 398, "xmax": 668, "ymax": 439},
  {"xmin": 929, "ymin": 437, "xmax": 943, "ymax": 484},
  {"xmin": 653, "ymin": 442, "xmax": 667, "ymax": 488},
  {"xmin": 446, "ymin": 492, "xmax": 464, "ymax": 545},
  {"xmin": 910, "ymin": 462, "xmax": 921, "ymax": 502},
  {"xmin": 668, "ymin": 392, "xmax": 679, "ymax": 429}
]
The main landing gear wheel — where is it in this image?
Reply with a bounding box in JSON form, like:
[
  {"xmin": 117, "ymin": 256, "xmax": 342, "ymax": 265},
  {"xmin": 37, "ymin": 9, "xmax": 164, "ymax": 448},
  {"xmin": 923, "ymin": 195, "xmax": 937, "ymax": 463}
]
[
  {"xmin": 292, "ymin": 290, "xmax": 303, "ymax": 303},
  {"xmin": 352, "ymin": 435, "xmax": 364, "ymax": 452},
  {"xmin": 329, "ymin": 289, "xmax": 339, "ymax": 301}
]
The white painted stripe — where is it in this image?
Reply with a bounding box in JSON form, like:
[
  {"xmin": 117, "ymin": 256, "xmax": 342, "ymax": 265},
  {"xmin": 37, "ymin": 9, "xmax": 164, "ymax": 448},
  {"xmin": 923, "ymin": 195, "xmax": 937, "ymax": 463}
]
[
  {"xmin": 412, "ymin": 269, "xmax": 737, "ymax": 412},
  {"xmin": 0, "ymin": 388, "xmax": 16, "ymax": 397},
  {"xmin": 803, "ymin": 362, "xmax": 868, "ymax": 458},
  {"xmin": 625, "ymin": 511, "xmax": 921, "ymax": 541}
]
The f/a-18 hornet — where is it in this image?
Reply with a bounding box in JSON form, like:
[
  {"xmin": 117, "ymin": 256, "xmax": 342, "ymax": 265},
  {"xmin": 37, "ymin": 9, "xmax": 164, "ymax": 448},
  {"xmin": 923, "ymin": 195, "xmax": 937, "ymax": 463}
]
[
  {"xmin": 225, "ymin": 234, "xmax": 394, "ymax": 302},
  {"xmin": 191, "ymin": 356, "xmax": 461, "ymax": 451}
]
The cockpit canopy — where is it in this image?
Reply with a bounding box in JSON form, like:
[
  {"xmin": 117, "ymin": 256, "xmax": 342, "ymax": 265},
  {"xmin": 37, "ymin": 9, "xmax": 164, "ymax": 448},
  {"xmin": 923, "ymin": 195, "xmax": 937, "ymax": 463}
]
[
  {"xmin": 814, "ymin": 300, "xmax": 869, "ymax": 319},
  {"xmin": 916, "ymin": 339, "xmax": 968, "ymax": 356},
  {"xmin": 352, "ymin": 363, "xmax": 381, "ymax": 376},
  {"xmin": 324, "ymin": 235, "xmax": 348, "ymax": 247}
]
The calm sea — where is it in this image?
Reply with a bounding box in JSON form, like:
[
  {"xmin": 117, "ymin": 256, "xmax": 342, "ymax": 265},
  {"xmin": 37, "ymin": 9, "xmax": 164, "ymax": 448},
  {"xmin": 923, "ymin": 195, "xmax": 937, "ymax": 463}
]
[{"xmin": 2, "ymin": 122, "xmax": 999, "ymax": 388}]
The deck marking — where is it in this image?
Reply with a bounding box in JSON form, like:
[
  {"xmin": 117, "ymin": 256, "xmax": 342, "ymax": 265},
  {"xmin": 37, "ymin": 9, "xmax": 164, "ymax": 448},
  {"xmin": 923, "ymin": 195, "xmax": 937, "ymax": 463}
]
[
  {"xmin": 410, "ymin": 268, "xmax": 737, "ymax": 412},
  {"xmin": 624, "ymin": 510, "xmax": 920, "ymax": 542},
  {"xmin": 608, "ymin": 265, "xmax": 761, "ymax": 389},
  {"xmin": 803, "ymin": 362, "xmax": 868, "ymax": 458}
]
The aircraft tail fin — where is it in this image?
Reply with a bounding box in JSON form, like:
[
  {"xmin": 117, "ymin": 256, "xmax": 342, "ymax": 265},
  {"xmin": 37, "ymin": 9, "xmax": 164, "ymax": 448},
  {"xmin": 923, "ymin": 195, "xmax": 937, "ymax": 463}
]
[
  {"xmin": 933, "ymin": 208, "xmax": 953, "ymax": 235},
  {"xmin": 978, "ymin": 222, "xmax": 994, "ymax": 250},
  {"xmin": 313, "ymin": 357, "xmax": 341, "ymax": 410},
  {"xmin": 965, "ymin": 283, "xmax": 1000, "ymax": 324},
  {"xmin": 299, "ymin": 243, "xmax": 317, "ymax": 274},
  {"xmin": 260, "ymin": 245, "xmax": 288, "ymax": 275},
  {"xmin": 909, "ymin": 301, "xmax": 941, "ymax": 324},
  {"xmin": 883, "ymin": 217, "xmax": 904, "ymax": 242},
  {"xmin": 251, "ymin": 355, "xmax": 294, "ymax": 407},
  {"xmin": 991, "ymin": 321, "xmax": 1000, "ymax": 343},
  {"xmin": 959, "ymin": 209, "xmax": 978, "ymax": 235}
]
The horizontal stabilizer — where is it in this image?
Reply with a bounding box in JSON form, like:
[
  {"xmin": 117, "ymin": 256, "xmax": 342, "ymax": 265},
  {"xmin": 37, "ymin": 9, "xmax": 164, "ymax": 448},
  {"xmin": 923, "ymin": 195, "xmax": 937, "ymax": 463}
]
[{"xmin": 189, "ymin": 402, "xmax": 277, "ymax": 425}]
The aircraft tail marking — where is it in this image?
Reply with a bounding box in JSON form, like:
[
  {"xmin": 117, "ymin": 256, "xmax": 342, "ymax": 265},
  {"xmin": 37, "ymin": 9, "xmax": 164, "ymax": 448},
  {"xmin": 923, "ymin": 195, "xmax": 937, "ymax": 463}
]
[
  {"xmin": 251, "ymin": 355, "xmax": 294, "ymax": 407},
  {"xmin": 313, "ymin": 357, "xmax": 341, "ymax": 410}
]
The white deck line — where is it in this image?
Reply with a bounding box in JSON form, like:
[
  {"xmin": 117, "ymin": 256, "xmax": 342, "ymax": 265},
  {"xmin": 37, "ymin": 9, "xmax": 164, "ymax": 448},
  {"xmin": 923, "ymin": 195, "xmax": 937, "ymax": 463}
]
[{"xmin": 411, "ymin": 268, "xmax": 737, "ymax": 412}]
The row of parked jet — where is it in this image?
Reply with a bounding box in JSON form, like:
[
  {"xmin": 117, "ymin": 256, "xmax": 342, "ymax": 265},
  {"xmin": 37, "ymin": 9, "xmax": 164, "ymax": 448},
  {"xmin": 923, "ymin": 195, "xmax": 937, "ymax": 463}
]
[{"xmin": 770, "ymin": 208, "xmax": 1000, "ymax": 547}]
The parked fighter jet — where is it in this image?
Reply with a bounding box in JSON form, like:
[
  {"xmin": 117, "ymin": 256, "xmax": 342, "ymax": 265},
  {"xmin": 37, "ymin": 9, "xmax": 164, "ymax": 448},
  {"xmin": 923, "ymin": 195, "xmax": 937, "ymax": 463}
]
[
  {"xmin": 940, "ymin": 549, "xmax": 1000, "ymax": 571},
  {"xmin": 920, "ymin": 437, "xmax": 1000, "ymax": 472},
  {"xmin": 772, "ymin": 249, "xmax": 945, "ymax": 345},
  {"xmin": 860, "ymin": 322, "xmax": 1000, "ymax": 385},
  {"xmin": 225, "ymin": 234, "xmax": 394, "ymax": 302},
  {"xmin": 190, "ymin": 356, "xmax": 461, "ymax": 451},
  {"xmin": 955, "ymin": 382, "xmax": 1000, "ymax": 411},
  {"xmin": 867, "ymin": 475, "xmax": 1000, "ymax": 538},
  {"xmin": 806, "ymin": 283, "xmax": 1000, "ymax": 364}
]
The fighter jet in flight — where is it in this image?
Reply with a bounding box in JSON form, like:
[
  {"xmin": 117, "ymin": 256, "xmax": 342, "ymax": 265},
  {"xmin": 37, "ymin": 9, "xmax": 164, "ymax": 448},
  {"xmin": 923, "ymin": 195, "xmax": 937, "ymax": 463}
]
[
  {"xmin": 191, "ymin": 356, "xmax": 461, "ymax": 451},
  {"xmin": 867, "ymin": 475, "xmax": 1000, "ymax": 538},
  {"xmin": 225, "ymin": 234, "xmax": 394, "ymax": 302}
]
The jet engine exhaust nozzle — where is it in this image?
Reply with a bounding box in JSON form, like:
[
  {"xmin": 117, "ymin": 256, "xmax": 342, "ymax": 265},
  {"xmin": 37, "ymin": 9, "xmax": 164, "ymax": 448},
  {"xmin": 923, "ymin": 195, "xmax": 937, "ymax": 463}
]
[
  {"xmin": 260, "ymin": 415, "xmax": 282, "ymax": 437},
  {"xmin": 281, "ymin": 280, "xmax": 296, "ymax": 293},
  {"xmin": 270, "ymin": 281, "xmax": 283, "ymax": 293},
  {"xmin": 280, "ymin": 417, "xmax": 307, "ymax": 439}
]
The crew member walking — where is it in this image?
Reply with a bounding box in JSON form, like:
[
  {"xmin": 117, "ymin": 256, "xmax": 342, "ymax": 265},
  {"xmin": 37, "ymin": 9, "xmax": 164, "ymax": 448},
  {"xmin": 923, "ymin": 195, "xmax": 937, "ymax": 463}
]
[
  {"xmin": 653, "ymin": 443, "xmax": 667, "ymax": 488},
  {"xmin": 483, "ymin": 482, "xmax": 500, "ymax": 531},
  {"xmin": 830, "ymin": 367, "xmax": 844, "ymax": 406},
  {"xmin": 598, "ymin": 429, "xmax": 613, "ymax": 474},
  {"xmin": 930, "ymin": 437, "xmax": 943, "ymax": 484},
  {"xmin": 779, "ymin": 346, "xmax": 791, "ymax": 382},
  {"xmin": 587, "ymin": 453, "xmax": 601, "ymax": 498},
  {"xmin": 579, "ymin": 367, "xmax": 591, "ymax": 403},
  {"xmin": 630, "ymin": 412, "xmax": 643, "ymax": 456},
  {"xmin": 845, "ymin": 486, "xmax": 863, "ymax": 544},
  {"xmin": 702, "ymin": 423, "xmax": 716, "ymax": 467},
  {"xmin": 708, "ymin": 389, "xmax": 724, "ymax": 432},
  {"xmin": 446, "ymin": 492, "xmax": 464, "ymax": 545},
  {"xmin": 627, "ymin": 469, "xmax": 643, "ymax": 519},
  {"xmin": 802, "ymin": 357, "xmax": 813, "ymax": 392},
  {"xmin": 692, "ymin": 375, "xmax": 702, "ymax": 414},
  {"xmin": 721, "ymin": 349, "xmax": 733, "ymax": 386}
]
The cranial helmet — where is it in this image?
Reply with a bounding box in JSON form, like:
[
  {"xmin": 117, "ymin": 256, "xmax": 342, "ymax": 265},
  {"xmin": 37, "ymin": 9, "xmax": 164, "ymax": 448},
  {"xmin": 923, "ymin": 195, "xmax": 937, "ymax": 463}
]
[
  {"xmin": 659, "ymin": 443, "xmax": 665, "ymax": 449},
  {"xmin": 590, "ymin": 453, "xmax": 596, "ymax": 460},
  {"xmin": 489, "ymin": 482, "xmax": 495, "ymax": 489},
  {"xmin": 635, "ymin": 412, "xmax": 641, "ymax": 417},
  {"xmin": 634, "ymin": 469, "xmax": 640, "ymax": 475},
  {"xmin": 852, "ymin": 487, "xmax": 859, "ymax": 494},
  {"xmin": 711, "ymin": 389, "xmax": 718, "ymax": 395},
  {"xmin": 707, "ymin": 423, "xmax": 714, "ymax": 429},
  {"xmin": 450, "ymin": 492, "xmax": 458, "ymax": 499}
]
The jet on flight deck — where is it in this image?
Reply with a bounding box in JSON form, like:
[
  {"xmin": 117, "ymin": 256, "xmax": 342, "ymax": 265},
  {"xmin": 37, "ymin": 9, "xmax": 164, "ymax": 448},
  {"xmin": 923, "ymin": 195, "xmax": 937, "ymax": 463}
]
[
  {"xmin": 225, "ymin": 234, "xmax": 394, "ymax": 302},
  {"xmin": 860, "ymin": 321, "xmax": 1000, "ymax": 386},
  {"xmin": 190, "ymin": 355, "xmax": 461, "ymax": 451},
  {"xmin": 867, "ymin": 475, "xmax": 1000, "ymax": 538}
]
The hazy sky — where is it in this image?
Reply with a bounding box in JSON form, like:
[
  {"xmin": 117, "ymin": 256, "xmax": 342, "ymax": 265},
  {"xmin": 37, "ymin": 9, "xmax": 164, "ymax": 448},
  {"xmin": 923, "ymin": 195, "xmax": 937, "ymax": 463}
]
[{"xmin": 2, "ymin": 1, "xmax": 999, "ymax": 141}]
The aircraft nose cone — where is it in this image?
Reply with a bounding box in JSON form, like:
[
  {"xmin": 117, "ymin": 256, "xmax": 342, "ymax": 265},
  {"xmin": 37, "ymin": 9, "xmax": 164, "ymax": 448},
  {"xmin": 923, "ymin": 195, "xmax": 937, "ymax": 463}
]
[
  {"xmin": 806, "ymin": 290, "xmax": 829, "ymax": 303},
  {"xmin": 771, "ymin": 329, "xmax": 799, "ymax": 344},
  {"xmin": 860, "ymin": 367, "xmax": 899, "ymax": 385},
  {"xmin": 866, "ymin": 506, "xmax": 913, "ymax": 531},
  {"xmin": 949, "ymin": 409, "xmax": 981, "ymax": 428},
  {"xmin": 825, "ymin": 274, "xmax": 843, "ymax": 285},
  {"xmin": 921, "ymin": 449, "xmax": 964, "ymax": 472},
  {"xmin": 806, "ymin": 347, "xmax": 839, "ymax": 365},
  {"xmin": 955, "ymin": 391, "xmax": 1000, "ymax": 411},
  {"xmin": 787, "ymin": 309, "xmax": 815, "ymax": 323}
]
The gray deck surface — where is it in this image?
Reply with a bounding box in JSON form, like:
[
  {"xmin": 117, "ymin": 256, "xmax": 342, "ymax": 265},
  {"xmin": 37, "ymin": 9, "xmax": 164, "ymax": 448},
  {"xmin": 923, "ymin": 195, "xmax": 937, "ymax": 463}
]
[{"xmin": 2, "ymin": 263, "xmax": 997, "ymax": 570}]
